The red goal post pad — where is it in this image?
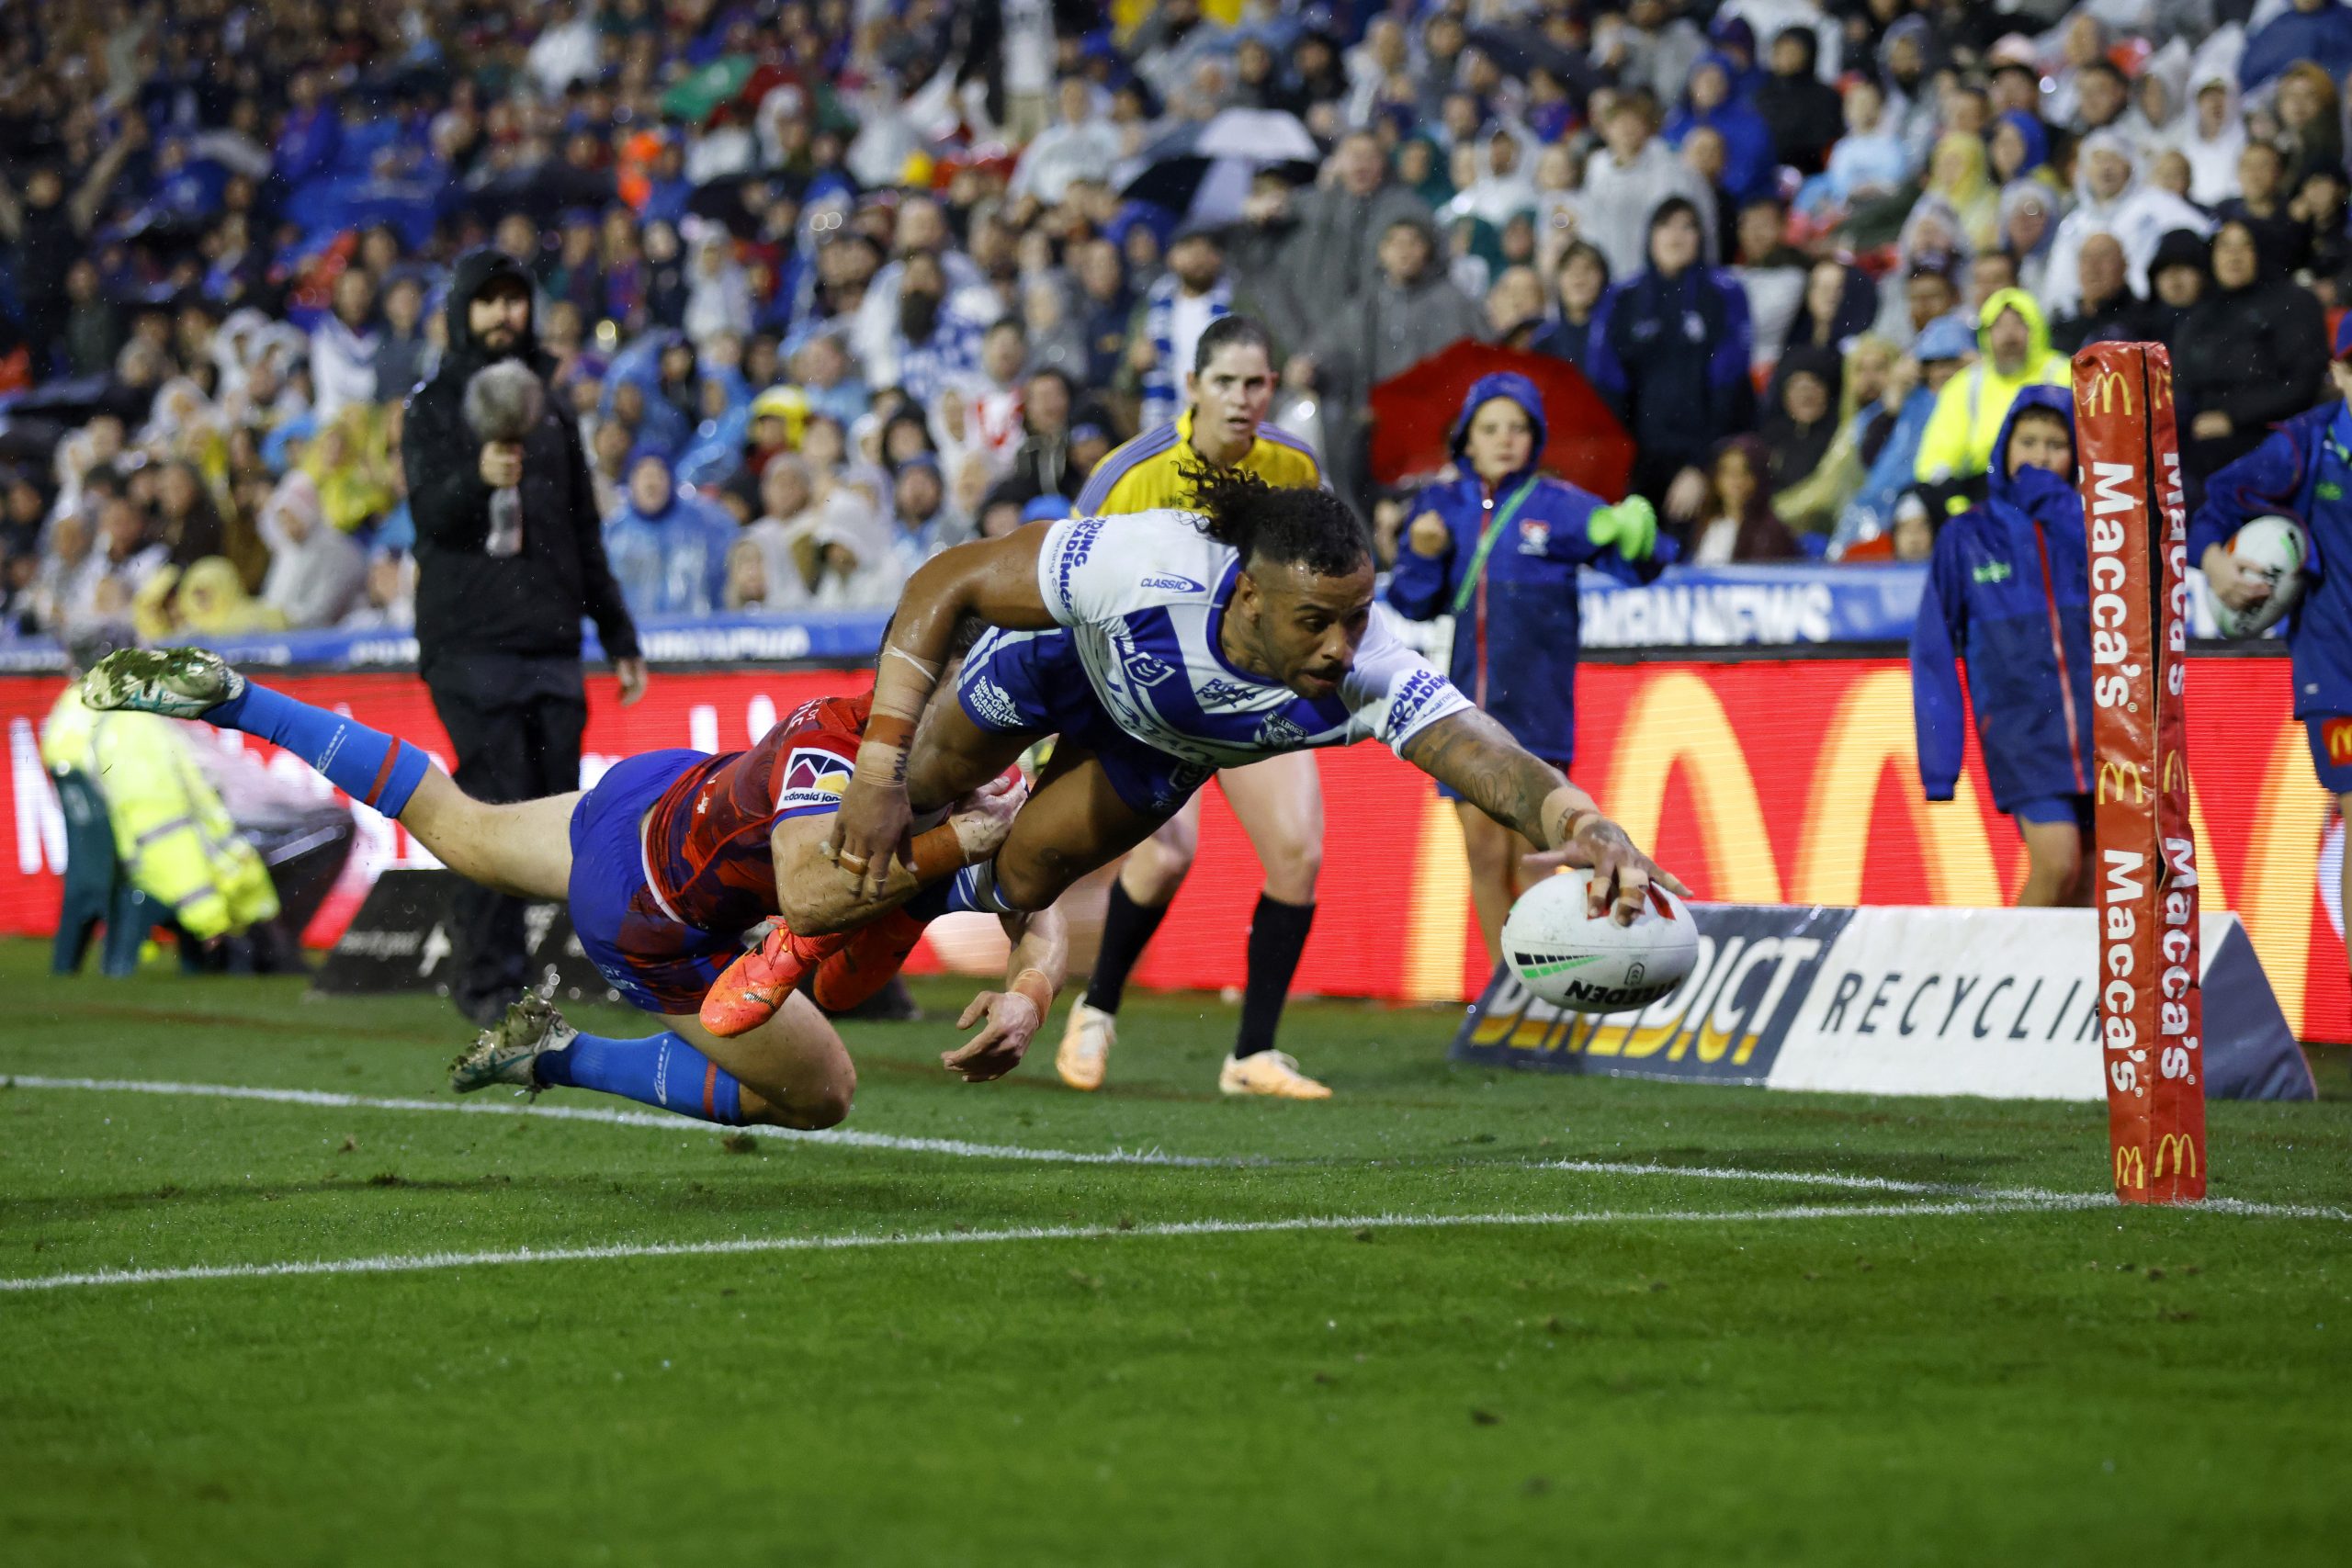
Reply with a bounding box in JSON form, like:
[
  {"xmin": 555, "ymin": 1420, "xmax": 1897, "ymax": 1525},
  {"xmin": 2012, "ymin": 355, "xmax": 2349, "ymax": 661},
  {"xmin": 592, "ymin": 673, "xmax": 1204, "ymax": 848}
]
[{"xmin": 2074, "ymin": 342, "xmax": 2206, "ymax": 1202}]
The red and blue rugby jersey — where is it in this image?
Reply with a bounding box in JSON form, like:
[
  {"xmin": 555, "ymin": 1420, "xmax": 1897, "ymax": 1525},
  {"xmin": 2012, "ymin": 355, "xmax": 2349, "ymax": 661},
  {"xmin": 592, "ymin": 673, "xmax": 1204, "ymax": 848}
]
[{"xmin": 641, "ymin": 691, "xmax": 870, "ymax": 935}]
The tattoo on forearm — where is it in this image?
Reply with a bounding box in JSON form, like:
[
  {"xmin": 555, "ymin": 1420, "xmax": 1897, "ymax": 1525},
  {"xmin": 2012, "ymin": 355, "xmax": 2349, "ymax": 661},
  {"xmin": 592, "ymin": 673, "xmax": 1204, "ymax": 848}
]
[{"xmin": 1410, "ymin": 714, "xmax": 1564, "ymax": 842}]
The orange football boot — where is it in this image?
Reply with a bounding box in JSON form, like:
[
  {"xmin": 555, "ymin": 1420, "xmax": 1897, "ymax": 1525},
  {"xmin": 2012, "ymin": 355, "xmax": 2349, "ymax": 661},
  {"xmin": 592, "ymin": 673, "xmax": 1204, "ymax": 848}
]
[{"xmin": 700, "ymin": 924, "xmax": 845, "ymax": 1036}]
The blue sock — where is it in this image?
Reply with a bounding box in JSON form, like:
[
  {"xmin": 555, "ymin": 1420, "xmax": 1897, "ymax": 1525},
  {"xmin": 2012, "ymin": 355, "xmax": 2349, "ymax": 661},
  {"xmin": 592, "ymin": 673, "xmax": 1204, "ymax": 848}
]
[
  {"xmin": 209, "ymin": 681, "xmax": 431, "ymax": 818},
  {"xmin": 535, "ymin": 1030, "xmax": 747, "ymax": 1125}
]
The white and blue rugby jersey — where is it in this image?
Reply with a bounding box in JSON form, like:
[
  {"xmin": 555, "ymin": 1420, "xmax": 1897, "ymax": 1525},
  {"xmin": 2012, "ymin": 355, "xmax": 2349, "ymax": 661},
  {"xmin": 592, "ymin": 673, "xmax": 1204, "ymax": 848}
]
[{"xmin": 1034, "ymin": 509, "xmax": 1472, "ymax": 769}]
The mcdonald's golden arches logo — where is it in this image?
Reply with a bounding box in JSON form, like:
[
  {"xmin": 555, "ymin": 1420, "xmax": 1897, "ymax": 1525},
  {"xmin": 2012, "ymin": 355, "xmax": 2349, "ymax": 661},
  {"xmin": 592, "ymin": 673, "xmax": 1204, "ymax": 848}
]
[
  {"xmin": 2082, "ymin": 369, "xmax": 2136, "ymax": 417},
  {"xmin": 2154, "ymin": 1132, "xmax": 2199, "ymax": 1180},
  {"xmin": 2115, "ymin": 1145, "xmax": 2145, "ymax": 1189},
  {"xmin": 2325, "ymin": 718, "xmax": 2352, "ymax": 765},
  {"xmin": 2162, "ymin": 751, "xmax": 2187, "ymax": 792},
  {"xmin": 2098, "ymin": 761, "xmax": 2148, "ymax": 803}
]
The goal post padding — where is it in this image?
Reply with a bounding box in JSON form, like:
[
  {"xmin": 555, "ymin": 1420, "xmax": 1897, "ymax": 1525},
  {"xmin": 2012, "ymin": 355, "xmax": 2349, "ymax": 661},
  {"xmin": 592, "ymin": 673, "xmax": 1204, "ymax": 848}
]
[{"xmin": 2074, "ymin": 342, "xmax": 2207, "ymax": 1202}]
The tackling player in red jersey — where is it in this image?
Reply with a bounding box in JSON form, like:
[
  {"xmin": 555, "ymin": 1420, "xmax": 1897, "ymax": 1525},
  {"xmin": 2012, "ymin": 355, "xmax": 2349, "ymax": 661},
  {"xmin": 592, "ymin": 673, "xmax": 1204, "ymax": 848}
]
[{"xmin": 79, "ymin": 640, "xmax": 1065, "ymax": 1134}]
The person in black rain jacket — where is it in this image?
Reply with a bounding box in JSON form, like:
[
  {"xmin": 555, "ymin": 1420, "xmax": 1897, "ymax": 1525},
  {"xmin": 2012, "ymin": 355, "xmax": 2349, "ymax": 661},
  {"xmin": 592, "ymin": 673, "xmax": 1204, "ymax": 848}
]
[{"xmin": 401, "ymin": 243, "xmax": 645, "ymax": 1026}]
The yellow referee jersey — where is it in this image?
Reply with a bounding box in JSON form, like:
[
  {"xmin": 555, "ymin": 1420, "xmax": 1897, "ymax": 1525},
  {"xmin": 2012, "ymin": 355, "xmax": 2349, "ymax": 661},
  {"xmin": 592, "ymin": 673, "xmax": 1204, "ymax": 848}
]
[{"xmin": 1074, "ymin": 409, "xmax": 1324, "ymax": 515}]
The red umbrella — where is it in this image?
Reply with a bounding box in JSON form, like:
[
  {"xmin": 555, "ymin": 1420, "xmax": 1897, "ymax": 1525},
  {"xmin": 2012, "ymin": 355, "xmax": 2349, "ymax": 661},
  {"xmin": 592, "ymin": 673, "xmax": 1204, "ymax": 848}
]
[{"xmin": 1366, "ymin": 341, "xmax": 1634, "ymax": 500}]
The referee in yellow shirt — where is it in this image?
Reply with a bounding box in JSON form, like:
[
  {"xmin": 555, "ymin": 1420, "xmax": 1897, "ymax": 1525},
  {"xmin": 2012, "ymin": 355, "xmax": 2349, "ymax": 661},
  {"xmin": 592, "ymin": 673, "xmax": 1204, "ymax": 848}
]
[{"xmin": 1057, "ymin": 314, "xmax": 1336, "ymax": 1100}]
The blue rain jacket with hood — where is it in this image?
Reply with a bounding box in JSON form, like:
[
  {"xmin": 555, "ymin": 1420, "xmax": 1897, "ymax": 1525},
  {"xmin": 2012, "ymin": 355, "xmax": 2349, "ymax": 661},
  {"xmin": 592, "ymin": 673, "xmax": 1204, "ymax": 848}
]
[
  {"xmin": 1912, "ymin": 385, "xmax": 2094, "ymax": 811},
  {"xmin": 603, "ymin": 446, "xmax": 736, "ymax": 620},
  {"xmin": 1387, "ymin": 372, "xmax": 1666, "ymax": 765},
  {"xmin": 2187, "ymin": 387, "xmax": 2352, "ymax": 718},
  {"xmin": 1662, "ymin": 51, "xmax": 1779, "ymax": 204}
]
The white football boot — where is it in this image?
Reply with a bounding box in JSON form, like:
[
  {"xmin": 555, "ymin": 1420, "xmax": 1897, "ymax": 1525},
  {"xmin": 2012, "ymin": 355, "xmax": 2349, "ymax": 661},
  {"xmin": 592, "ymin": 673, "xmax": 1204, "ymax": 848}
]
[
  {"xmin": 450, "ymin": 994, "xmax": 577, "ymax": 1098},
  {"xmin": 1056, "ymin": 1000, "xmax": 1116, "ymax": 1091},
  {"xmin": 1218, "ymin": 1050, "xmax": 1332, "ymax": 1100}
]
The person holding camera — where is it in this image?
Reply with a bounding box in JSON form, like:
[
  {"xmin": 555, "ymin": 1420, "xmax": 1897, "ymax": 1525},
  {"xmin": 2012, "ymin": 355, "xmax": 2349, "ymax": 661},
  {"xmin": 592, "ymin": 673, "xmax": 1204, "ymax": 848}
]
[{"xmin": 401, "ymin": 245, "xmax": 645, "ymax": 1026}]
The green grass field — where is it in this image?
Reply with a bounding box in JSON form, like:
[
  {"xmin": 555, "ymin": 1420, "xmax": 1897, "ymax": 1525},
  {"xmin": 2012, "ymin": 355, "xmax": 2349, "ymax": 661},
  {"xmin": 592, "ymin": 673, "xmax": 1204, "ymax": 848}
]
[{"xmin": 4, "ymin": 939, "xmax": 2348, "ymax": 1567}]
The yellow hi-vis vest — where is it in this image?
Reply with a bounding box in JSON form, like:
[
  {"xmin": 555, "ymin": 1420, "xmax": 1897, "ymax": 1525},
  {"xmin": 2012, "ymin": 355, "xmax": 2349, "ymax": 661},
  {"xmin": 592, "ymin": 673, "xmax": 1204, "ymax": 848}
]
[{"xmin": 40, "ymin": 685, "xmax": 280, "ymax": 942}]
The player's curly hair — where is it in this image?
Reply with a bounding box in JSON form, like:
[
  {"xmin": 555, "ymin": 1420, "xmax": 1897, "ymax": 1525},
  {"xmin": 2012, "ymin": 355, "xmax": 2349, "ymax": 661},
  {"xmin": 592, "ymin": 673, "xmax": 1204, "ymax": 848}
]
[{"xmin": 1184, "ymin": 461, "xmax": 1371, "ymax": 580}]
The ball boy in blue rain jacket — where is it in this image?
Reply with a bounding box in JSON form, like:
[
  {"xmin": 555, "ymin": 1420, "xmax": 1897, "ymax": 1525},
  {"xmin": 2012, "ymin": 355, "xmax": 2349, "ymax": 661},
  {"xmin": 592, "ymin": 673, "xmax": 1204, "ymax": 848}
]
[
  {"xmin": 1387, "ymin": 369, "xmax": 1666, "ymax": 963},
  {"xmin": 1912, "ymin": 384, "xmax": 2096, "ymax": 905}
]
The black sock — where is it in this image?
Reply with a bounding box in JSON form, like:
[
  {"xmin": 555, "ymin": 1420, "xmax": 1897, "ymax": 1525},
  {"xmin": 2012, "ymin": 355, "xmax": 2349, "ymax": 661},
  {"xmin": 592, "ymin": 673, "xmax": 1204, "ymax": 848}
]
[
  {"xmin": 1084, "ymin": 879, "xmax": 1171, "ymax": 1014},
  {"xmin": 1234, "ymin": 894, "xmax": 1316, "ymax": 1058}
]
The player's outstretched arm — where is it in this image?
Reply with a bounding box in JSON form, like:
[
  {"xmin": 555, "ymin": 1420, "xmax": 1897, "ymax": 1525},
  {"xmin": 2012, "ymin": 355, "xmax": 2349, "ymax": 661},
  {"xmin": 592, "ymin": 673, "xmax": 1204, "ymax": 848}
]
[
  {"xmin": 831, "ymin": 525, "xmax": 1061, "ymax": 898},
  {"xmin": 1401, "ymin": 708, "xmax": 1688, "ymax": 926},
  {"xmin": 941, "ymin": 906, "xmax": 1070, "ymax": 1083}
]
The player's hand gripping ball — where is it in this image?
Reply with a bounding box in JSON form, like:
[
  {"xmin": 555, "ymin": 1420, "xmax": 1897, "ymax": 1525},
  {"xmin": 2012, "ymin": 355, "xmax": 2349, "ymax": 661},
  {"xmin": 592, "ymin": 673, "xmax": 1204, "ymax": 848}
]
[{"xmin": 1501, "ymin": 869, "xmax": 1700, "ymax": 1014}]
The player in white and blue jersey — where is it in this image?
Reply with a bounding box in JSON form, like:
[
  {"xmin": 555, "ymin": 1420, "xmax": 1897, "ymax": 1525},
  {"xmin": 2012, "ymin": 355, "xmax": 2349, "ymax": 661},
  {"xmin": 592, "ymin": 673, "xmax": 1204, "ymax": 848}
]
[{"xmin": 825, "ymin": 466, "xmax": 1685, "ymax": 1095}]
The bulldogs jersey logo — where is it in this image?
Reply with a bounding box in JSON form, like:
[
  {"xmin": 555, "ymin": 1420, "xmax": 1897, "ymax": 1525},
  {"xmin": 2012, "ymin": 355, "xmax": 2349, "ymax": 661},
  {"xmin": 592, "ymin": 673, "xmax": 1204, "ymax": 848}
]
[
  {"xmin": 1255, "ymin": 713, "xmax": 1310, "ymax": 749},
  {"xmin": 1123, "ymin": 651, "xmax": 1178, "ymax": 687},
  {"xmin": 1517, "ymin": 520, "xmax": 1550, "ymax": 555}
]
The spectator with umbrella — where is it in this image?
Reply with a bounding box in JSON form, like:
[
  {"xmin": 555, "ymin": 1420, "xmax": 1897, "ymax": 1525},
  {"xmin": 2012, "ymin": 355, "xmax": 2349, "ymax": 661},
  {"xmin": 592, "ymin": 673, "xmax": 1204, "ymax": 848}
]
[
  {"xmin": 1119, "ymin": 107, "xmax": 1323, "ymax": 231},
  {"xmin": 1387, "ymin": 371, "xmax": 1663, "ymax": 968}
]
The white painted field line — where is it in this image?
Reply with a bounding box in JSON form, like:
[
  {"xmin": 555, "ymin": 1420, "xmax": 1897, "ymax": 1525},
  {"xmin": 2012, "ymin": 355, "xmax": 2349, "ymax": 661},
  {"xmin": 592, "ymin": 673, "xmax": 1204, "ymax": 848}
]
[
  {"xmin": 2, "ymin": 1075, "xmax": 1220, "ymax": 1167},
  {"xmin": 11, "ymin": 1075, "xmax": 2347, "ymax": 1224},
  {"xmin": 0, "ymin": 1199, "xmax": 2095, "ymax": 1294},
  {"xmin": 1533, "ymin": 1159, "xmax": 2352, "ymax": 1222}
]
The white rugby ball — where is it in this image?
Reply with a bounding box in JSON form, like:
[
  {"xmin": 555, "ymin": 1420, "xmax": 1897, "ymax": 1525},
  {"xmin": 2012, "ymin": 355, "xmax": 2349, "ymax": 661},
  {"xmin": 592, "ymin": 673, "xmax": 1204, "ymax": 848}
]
[
  {"xmin": 1501, "ymin": 868, "xmax": 1699, "ymax": 1014},
  {"xmin": 2210, "ymin": 514, "xmax": 2307, "ymax": 638}
]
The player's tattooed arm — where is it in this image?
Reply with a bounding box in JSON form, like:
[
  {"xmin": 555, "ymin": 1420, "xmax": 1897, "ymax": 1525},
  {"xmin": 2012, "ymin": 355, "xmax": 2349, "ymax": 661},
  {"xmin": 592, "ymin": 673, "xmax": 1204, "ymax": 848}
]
[
  {"xmin": 1401, "ymin": 707, "xmax": 1576, "ymax": 840},
  {"xmin": 831, "ymin": 525, "xmax": 1062, "ymax": 897},
  {"xmin": 1402, "ymin": 709, "xmax": 1688, "ymax": 925}
]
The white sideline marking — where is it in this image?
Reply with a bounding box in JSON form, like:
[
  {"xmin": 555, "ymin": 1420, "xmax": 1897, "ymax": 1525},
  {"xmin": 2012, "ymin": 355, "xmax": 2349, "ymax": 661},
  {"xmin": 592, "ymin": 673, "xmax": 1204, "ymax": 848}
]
[
  {"xmin": 10, "ymin": 1075, "xmax": 2350, "ymax": 1223},
  {"xmin": 0, "ymin": 1200, "xmax": 2099, "ymax": 1293},
  {"xmin": 3, "ymin": 1075, "xmax": 1220, "ymax": 1167},
  {"xmin": 1534, "ymin": 1160, "xmax": 2352, "ymax": 1222}
]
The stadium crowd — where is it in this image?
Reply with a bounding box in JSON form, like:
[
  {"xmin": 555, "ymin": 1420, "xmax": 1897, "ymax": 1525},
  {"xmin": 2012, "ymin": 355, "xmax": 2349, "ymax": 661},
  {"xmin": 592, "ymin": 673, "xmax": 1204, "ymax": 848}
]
[{"xmin": 4, "ymin": 0, "xmax": 2351, "ymax": 647}]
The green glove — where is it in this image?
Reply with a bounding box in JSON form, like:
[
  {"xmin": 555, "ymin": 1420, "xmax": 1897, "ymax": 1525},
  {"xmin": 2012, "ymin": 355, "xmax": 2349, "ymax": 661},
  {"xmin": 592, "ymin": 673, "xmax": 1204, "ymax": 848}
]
[{"xmin": 1589, "ymin": 495, "xmax": 1658, "ymax": 562}]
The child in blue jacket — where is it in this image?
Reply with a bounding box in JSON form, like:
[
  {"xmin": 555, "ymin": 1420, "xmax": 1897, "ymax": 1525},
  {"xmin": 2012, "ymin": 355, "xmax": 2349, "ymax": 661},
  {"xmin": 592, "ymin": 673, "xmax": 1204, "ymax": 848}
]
[
  {"xmin": 2190, "ymin": 317, "xmax": 2352, "ymax": 981},
  {"xmin": 1387, "ymin": 370, "xmax": 1663, "ymax": 964},
  {"xmin": 1912, "ymin": 385, "xmax": 2095, "ymax": 905}
]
